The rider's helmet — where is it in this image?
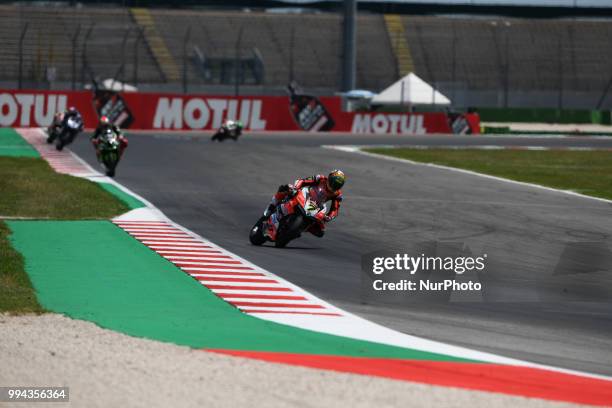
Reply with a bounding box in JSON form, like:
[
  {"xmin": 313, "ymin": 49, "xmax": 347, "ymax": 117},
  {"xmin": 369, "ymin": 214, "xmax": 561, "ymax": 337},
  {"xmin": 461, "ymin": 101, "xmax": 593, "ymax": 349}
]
[
  {"xmin": 67, "ymin": 106, "xmax": 77, "ymax": 114},
  {"xmin": 235, "ymin": 120, "xmax": 243, "ymax": 129},
  {"xmin": 99, "ymin": 116, "xmax": 110, "ymax": 126},
  {"xmin": 327, "ymin": 169, "xmax": 345, "ymax": 192}
]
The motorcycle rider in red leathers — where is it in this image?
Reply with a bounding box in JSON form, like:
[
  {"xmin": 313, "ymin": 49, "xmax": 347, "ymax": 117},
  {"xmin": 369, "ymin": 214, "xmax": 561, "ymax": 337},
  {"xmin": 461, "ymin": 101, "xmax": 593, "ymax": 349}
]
[{"xmin": 263, "ymin": 170, "xmax": 345, "ymax": 241}]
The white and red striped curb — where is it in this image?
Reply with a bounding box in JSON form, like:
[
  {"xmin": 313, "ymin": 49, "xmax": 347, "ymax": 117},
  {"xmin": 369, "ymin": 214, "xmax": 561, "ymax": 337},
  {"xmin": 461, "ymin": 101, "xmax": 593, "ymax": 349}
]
[
  {"xmin": 113, "ymin": 220, "xmax": 342, "ymax": 317},
  {"xmin": 17, "ymin": 128, "xmax": 98, "ymax": 176}
]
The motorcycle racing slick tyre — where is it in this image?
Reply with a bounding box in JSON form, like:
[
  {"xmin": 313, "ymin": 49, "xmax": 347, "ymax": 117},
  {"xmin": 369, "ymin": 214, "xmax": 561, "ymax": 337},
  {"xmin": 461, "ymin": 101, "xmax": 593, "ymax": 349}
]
[
  {"xmin": 249, "ymin": 217, "xmax": 267, "ymax": 246},
  {"xmin": 102, "ymin": 151, "xmax": 119, "ymax": 178}
]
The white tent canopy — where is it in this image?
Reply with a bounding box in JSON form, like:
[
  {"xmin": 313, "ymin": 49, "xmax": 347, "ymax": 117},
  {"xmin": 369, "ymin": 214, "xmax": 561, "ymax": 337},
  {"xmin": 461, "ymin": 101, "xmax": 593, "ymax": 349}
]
[
  {"xmin": 101, "ymin": 79, "xmax": 138, "ymax": 92},
  {"xmin": 371, "ymin": 72, "xmax": 451, "ymax": 106}
]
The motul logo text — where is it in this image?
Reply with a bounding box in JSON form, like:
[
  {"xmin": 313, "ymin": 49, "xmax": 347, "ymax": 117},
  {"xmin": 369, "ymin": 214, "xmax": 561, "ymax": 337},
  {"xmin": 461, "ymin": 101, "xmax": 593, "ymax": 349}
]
[
  {"xmin": 0, "ymin": 93, "xmax": 67, "ymax": 126},
  {"xmin": 351, "ymin": 114, "xmax": 426, "ymax": 134},
  {"xmin": 153, "ymin": 97, "xmax": 267, "ymax": 130}
]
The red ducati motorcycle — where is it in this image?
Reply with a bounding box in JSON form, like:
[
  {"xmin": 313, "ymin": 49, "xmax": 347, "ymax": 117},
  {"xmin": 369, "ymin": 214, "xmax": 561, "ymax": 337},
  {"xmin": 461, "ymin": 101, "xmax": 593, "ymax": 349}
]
[{"xmin": 249, "ymin": 186, "xmax": 326, "ymax": 248}]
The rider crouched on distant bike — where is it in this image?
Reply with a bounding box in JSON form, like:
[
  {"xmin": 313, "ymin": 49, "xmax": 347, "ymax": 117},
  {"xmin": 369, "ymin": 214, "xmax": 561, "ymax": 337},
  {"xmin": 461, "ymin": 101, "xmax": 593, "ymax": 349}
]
[
  {"xmin": 48, "ymin": 112, "xmax": 64, "ymax": 135},
  {"xmin": 91, "ymin": 116, "xmax": 128, "ymax": 159},
  {"xmin": 48, "ymin": 106, "xmax": 83, "ymax": 136},
  {"xmin": 263, "ymin": 170, "xmax": 345, "ymax": 240},
  {"xmin": 211, "ymin": 119, "xmax": 243, "ymax": 141}
]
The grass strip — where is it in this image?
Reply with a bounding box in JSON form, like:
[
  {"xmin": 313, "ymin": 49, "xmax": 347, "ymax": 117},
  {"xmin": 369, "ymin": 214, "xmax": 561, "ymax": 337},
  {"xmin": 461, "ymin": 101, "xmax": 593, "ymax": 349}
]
[
  {"xmin": 0, "ymin": 157, "xmax": 129, "ymax": 219},
  {"xmin": 98, "ymin": 182, "xmax": 145, "ymax": 210},
  {"xmin": 365, "ymin": 148, "xmax": 612, "ymax": 201},
  {"xmin": 0, "ymin": 221, "xmax": 44, "ymax": 313},
  {"xmin": 0, "ymin": 154, "xmax": 130, "ymax": 313}
]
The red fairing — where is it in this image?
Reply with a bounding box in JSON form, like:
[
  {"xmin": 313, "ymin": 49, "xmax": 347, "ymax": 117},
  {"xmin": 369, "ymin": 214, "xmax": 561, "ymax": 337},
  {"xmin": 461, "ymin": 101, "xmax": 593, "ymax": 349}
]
[
  {"xmin": 282, "ymin": 197, "xmax": 299, "ymax": 216},
  {"xmin": 295, "ymin": 191, "xmax": 306, "ymax": 207}
]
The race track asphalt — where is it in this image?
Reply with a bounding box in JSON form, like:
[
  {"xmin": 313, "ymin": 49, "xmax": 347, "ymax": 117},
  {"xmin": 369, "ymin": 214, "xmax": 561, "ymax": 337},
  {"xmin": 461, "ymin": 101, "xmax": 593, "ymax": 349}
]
[{"xmin": 71, "ymin": 133, "xmax": 612, "ymax": 376}]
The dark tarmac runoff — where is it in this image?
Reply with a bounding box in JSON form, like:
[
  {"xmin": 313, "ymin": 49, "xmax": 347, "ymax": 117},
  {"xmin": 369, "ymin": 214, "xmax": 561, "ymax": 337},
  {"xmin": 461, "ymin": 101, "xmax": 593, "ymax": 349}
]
[{"xmin": 71, "ymin": 132, "xmax": 612, "ymax": 376}]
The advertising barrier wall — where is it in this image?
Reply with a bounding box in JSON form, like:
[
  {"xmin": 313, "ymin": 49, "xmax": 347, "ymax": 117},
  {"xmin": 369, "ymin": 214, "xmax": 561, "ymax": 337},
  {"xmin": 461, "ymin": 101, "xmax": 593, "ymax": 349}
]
[{"xmin": 0, "ymin": 89, "xmax": 480, "ymax": 134}]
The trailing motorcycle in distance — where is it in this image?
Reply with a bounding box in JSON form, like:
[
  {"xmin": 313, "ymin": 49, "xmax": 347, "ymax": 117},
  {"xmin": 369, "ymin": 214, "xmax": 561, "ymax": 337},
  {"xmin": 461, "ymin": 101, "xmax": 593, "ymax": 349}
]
[
  {"xmin": 96, "ymin": 128, "xmax": 121, "ymax": 177},
  {"xmin": 211, "ymin": 119, "xmax": 243, "ymax": 142},
  {"xmin": 250, "ymin": 186, "xmax": 327, "ymax": 248},
  {"xmin": 47, "ymin": 115, "xmax": 83, "ymax": 151}
]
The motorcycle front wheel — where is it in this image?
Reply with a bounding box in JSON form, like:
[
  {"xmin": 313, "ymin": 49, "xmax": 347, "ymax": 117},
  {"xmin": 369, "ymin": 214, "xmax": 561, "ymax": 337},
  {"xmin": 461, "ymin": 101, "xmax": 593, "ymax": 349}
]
[
  {"xmin": 102, "ymin": 151, "xmax": 119, "ymax": 177},
  {"xmin": 249, "ymin": 218, "xmax": 267, "ymax": 246},
  {"xmin": 56, "ymin": 131, "xmax": 73, "ymax": 151}
]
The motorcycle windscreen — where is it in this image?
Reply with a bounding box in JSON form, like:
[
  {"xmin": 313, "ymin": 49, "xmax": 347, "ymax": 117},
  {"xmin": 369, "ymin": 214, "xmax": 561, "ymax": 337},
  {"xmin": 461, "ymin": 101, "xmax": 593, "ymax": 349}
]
[
  {"xmin": 289, "ymin": 94, "xmax": 335, "ymax": 132},
  {"xmin": 93, "ymin": 90, "xmax": 135, "ymax": 129}
]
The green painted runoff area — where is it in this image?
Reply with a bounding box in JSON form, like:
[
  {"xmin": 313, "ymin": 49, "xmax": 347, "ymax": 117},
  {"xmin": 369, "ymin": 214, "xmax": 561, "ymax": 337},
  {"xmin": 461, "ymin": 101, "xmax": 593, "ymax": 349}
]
[
  {"xmin": 97, "ymin": 183, "xmax": 146, "ymax": 210},
  {"xmin": 0, "ymin": 128, "xmax": 39, "ymax": 157},
  {"xmin": 8, "ymin": 220, "xmax": 475, "ymax": 362}
]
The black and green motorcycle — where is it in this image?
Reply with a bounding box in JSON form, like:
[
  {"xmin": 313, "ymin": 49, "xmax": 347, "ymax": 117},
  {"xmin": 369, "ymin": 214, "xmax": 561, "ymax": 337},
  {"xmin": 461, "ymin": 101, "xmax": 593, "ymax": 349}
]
[{"xmin": 97, "ymin": 128, "xmax": 121, "ymax": 177}]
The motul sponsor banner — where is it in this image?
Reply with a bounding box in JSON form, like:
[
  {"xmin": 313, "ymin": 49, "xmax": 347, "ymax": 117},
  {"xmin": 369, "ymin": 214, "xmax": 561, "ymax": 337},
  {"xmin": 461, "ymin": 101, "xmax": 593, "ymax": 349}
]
[
  {"xmin": 135, "ymin": 95, "xmax": 284, "ymax": 131},
  {"xmin": 0, "ymin": 89, "xmax": 479, "ymax": 134},
  {"xmin": 350, "ymin": 112, "xmax": 448, "ymax": 134},
  {"xmin": 0, "ymin": 90, "xmax": 96, "ymax": 128}
]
